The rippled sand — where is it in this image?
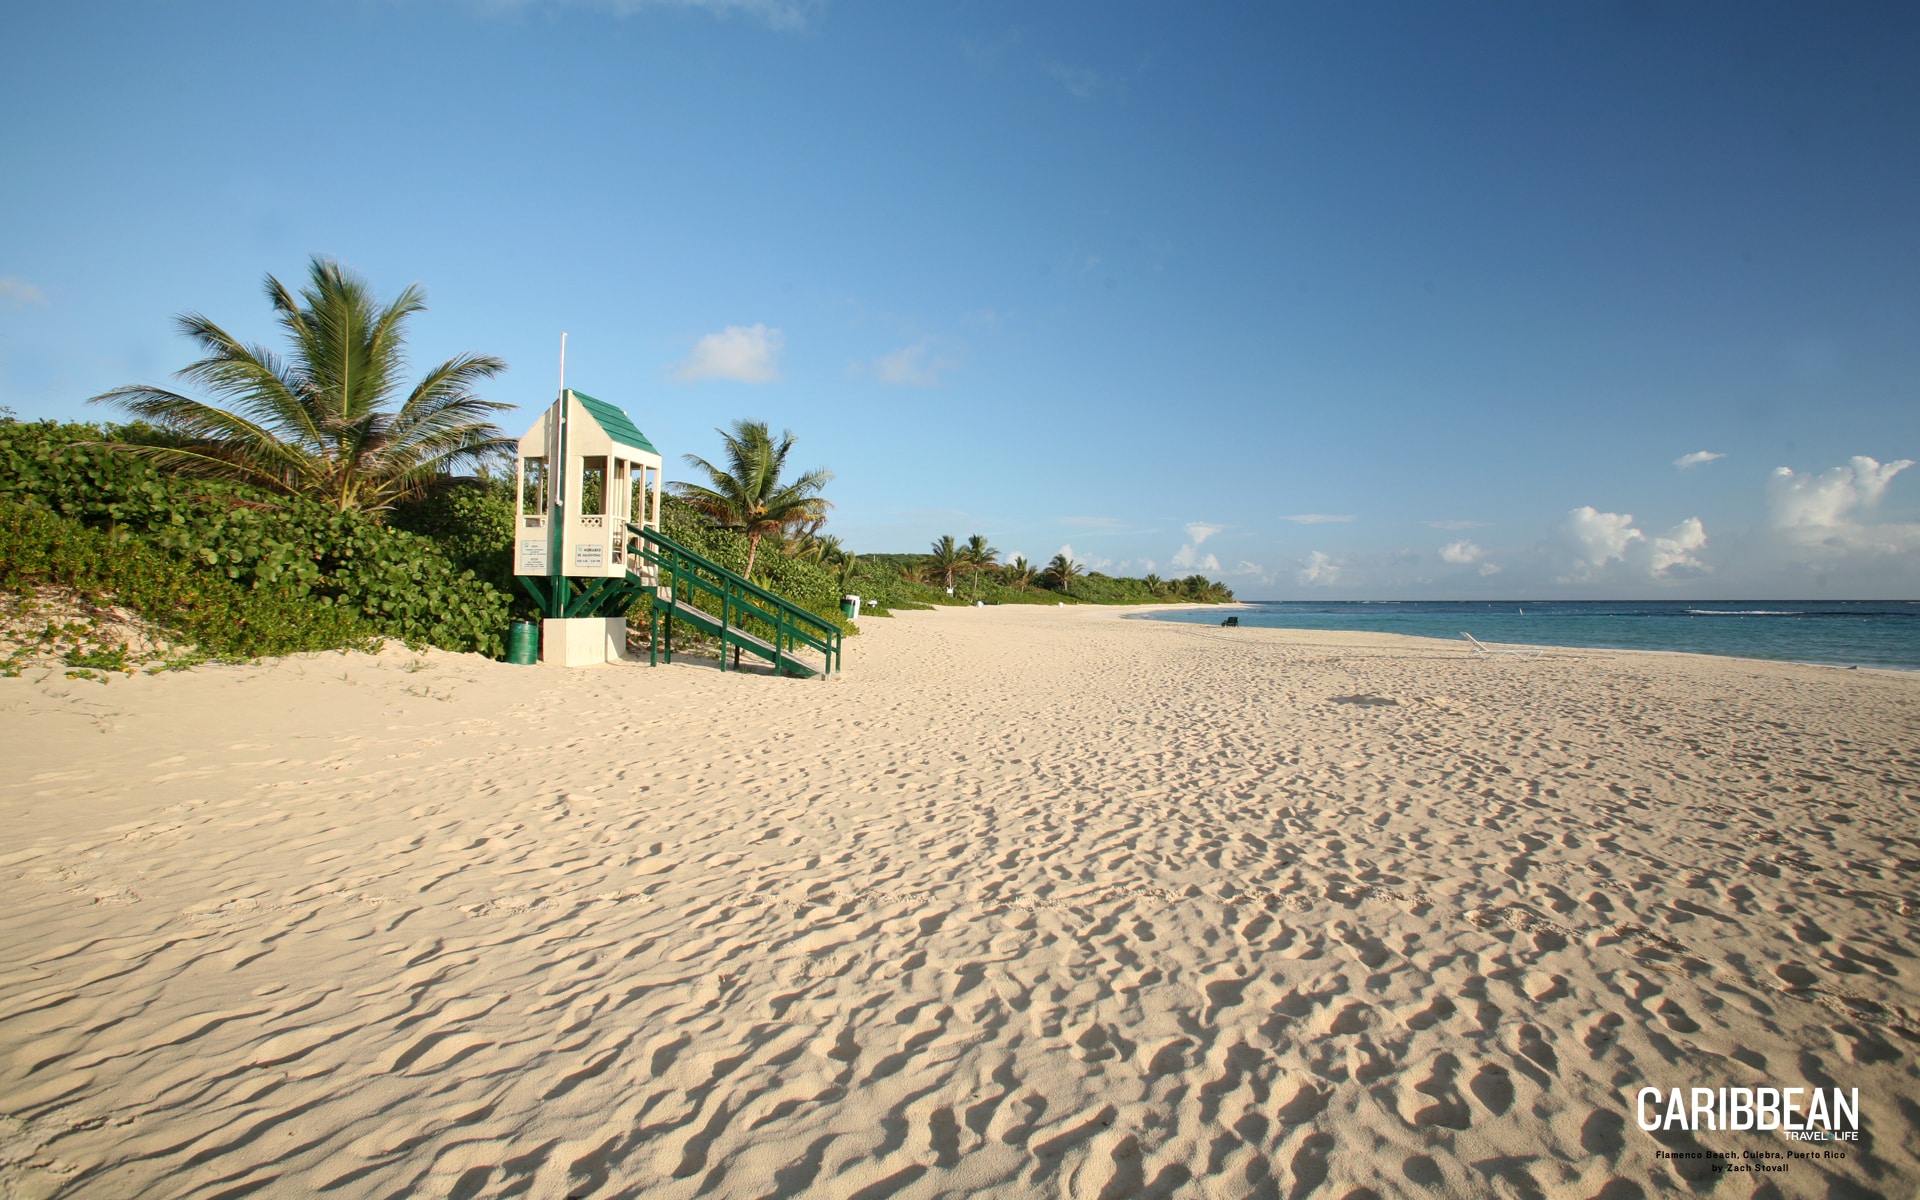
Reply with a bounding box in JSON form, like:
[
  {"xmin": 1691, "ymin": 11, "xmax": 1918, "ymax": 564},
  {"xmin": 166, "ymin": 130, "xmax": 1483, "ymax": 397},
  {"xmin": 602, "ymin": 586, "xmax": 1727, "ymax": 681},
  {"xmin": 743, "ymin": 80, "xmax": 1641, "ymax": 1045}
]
[{"xmin": 1, "ymin": 605, "xmax": 1916, "ymax": 1198}]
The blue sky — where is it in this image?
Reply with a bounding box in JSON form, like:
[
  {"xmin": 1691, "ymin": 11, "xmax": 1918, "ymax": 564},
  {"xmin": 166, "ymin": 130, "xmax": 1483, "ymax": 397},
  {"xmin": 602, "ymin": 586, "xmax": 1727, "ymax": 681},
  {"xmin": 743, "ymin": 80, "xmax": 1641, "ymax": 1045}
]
[{"xmin": 3, "ymin": 1, "xmax": 1917, "ymax": 598}]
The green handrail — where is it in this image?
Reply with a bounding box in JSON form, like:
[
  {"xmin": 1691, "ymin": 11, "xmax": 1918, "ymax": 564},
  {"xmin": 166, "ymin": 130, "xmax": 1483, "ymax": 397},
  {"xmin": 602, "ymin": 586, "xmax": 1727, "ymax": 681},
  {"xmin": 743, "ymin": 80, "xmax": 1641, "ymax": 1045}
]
[{"xmin": 627, "ymin": 523, "xmax": 841, "ymax": 676}]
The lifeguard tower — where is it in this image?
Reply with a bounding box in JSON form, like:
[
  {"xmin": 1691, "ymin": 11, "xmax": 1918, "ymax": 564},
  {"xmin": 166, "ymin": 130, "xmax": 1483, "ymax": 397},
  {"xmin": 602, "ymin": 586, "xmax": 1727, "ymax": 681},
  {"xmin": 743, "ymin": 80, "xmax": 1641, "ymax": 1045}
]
[
  {"xmin": 512, "ymin": 371, "xmax": 842, "ymax": 676},
  {"xmin": 514, "ymin": 388, "xmax": 663, "ymax": 664}
]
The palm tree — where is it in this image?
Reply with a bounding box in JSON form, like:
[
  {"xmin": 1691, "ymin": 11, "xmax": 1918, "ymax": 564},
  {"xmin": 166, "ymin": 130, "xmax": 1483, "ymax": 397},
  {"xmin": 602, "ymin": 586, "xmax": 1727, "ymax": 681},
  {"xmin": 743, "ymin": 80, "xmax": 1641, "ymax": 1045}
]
[
  {"xmin": 1004, "ymin": 555, "xmax": 1034, "ymax": 590},
  {"xmin": 1046, "ymin": 552, "xmax": 1082, "ymax": 595},
  {"xmin": 672, "ymin": 420, "xmax": 833, "ymax": 580},
  {"xmin": 811, "ymin": 533, "xmax": 849, "ymax": 566},
  {"xmin": 780, "ymin": 515, "xmax": 829, "ymax": 560},
  {"xmin": 89, "ymin": 257, "xmax": 511, "ymax": 514},
  {"xmin": 1142, "ymin": 573, "xmax": 1166, "ymax": 598},
  {"xmin": 961, "ymin": 533, "xmax": 999, "ymax": 601},
  {"xmin": 925, "ymin": 535, "xmax": 963, "ymax": 592}
]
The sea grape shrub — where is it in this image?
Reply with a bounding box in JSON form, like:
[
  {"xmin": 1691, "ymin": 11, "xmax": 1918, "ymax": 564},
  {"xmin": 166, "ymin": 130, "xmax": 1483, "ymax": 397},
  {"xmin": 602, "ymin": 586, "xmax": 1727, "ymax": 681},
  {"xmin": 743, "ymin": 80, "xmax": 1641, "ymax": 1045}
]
[
  {"xmin": 0, "ymin": 421, "xmax": 509, "ymax": 656},
  {"xmin": 388, "ymin": 482, "xmax": 518, "ymax": 603},
  {"xmin": 0, "ymin": 499, "xmax": 369, "ymax": 659}
]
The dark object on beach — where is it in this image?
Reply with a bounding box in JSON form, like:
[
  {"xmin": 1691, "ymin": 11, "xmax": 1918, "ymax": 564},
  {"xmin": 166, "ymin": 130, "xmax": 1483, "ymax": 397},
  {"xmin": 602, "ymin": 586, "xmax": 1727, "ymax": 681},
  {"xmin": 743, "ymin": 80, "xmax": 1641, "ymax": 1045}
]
[
  {"xmin": 1330, "ymin": 694, "xmax": 1398, "ymax": 707},
  {"xmin": 506, "ymin": 620, "xmax": 540, "ymax": 665},
  {"xmin": 1221, "ymin": 616, "xmax": 1239, "ymax": 627}
]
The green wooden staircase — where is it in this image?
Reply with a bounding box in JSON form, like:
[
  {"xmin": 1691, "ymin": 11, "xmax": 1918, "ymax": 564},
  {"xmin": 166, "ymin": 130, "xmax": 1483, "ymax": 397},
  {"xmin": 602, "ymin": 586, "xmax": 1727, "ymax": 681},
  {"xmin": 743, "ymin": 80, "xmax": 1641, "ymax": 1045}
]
[{"xmin": 627, "ymin": 524, "xmax": 842, "ymax": 678}]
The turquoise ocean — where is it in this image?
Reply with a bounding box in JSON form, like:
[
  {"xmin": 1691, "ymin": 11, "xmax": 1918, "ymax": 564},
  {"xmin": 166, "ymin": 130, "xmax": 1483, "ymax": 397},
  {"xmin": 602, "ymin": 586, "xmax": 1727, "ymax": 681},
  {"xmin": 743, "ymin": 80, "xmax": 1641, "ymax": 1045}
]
[{"xmin": 1136, "ymin": 600, "xmax": 1920, "ymax": 670}]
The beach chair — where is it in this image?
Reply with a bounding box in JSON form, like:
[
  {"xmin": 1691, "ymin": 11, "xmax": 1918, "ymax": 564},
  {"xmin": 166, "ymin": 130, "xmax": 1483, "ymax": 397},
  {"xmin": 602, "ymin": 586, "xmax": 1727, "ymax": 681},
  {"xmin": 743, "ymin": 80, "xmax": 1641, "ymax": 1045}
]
[
  {"xmin": 1221, "ymin": 616, "xmax": 1239, "ymax": 627},
  {"xmin": 1461, "ymin": 632, "xmax": 1543, "ymax": 658}
]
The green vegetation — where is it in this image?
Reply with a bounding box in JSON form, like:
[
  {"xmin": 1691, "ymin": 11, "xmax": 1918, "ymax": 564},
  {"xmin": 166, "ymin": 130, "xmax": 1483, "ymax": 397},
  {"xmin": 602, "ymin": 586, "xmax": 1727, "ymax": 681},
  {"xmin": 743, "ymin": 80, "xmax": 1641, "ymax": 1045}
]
[
  {"xmin": 1, "ymin": 497, "xmax": 371, "ymax": 667},
  {"xmin": 89, "ymin": 257, "xmax": 511, "ymax": 513},
  {"xmin": 840, "ymin": 537, "xmax": 1233, "ymax": 613},
  {"xmin": 387, "ymin": 480, "xmax": 517, "ymax": 601},
  {"xmin": 925, "ymin": 535, "xmax": 962, "ymax": 591},
  {"xmin": 1044, "ymin": 552, "xmax": 1083, "ymax": 594},
  {"xmin": 0, "ymin": 419, "xmax": 506, "ymax": 657},
  {"xmin": 961, "ymin": 534, "xmax": 998, "ymax": 603}
]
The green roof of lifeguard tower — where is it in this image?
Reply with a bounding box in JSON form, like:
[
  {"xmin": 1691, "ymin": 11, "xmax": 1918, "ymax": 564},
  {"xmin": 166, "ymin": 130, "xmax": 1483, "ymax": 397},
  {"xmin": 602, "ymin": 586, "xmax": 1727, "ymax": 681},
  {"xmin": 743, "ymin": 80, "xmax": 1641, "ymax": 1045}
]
[{"xmin": 569, "ymin": 390, "xmax": 658, "ymax": 455}]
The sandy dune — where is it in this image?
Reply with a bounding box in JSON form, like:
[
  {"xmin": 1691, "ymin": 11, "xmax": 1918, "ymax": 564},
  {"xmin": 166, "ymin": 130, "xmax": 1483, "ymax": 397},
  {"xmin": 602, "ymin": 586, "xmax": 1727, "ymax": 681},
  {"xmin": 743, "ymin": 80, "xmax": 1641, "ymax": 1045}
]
[{"xmin": 1, "ymin": 605, "xmax": 1916, "ymax": 1198}]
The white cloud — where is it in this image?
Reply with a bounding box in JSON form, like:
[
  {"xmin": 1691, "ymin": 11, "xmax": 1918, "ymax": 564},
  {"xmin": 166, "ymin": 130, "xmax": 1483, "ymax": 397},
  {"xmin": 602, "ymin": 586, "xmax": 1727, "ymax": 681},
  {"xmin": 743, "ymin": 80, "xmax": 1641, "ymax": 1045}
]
[
  {"xmin": 1298, "ymin": 551, "xmax": 1341, "ymax": 586},
  {"xmin": 1764, "ymin": 456, "xmax": 1919, "ymax": 560},
  {"xmin": 674, "ymin": 324, "xmax": 783, "ymax": 383},
  {"xmin": 869, "ymin": 341, "xmax": 957, "ymax": 388},
  {"xmin": 0, "ymin": 276, "xmax": 47, "ymax": 309},
  {"xmin": 1159, "ymin": 518, "xmax": 1221, "ymax": 572},
  {"xmin": 1556, "ymin": 507, "xmax": 1642, "ymax": 582},
  {"xmin": 1169, "ymin": 522, "xmax": 1224, "ymax": 572},
  {"xmin": 1767, "ymin": 456, "xmax": 1913, "ymax": 531},
  {"xmin": 1674, "ymin": 450, "xmax": 1724, "ymax": 469},
  {"xmin": 1422, "ymin": 519, "xmax": 1489, "ymax": 530},
  {"xmin": 1170, "ymin": 545, "xmax": 1219, "ymax": 571},
  {"xmin": 1555, "ymin": 506, "xmax": 1708, "ymax": 582},
  {"xmin": 1280, "ymin": 514, "xmax": 1355, "ymax": 525},
  {"xmin": 1648, "ymin": 516, "xmax": 1707, "ymax": 575},
  {"xmin": 1478, "ymin": 562, "xmax": 1503, "ymax": 577},
  {"xmin": 1054, "ymin": 543, "xmax": 1111, "ymax": 571},
  {"xmin": 1231, "ymin": 560, "xmax": 1264, "ymax": 576},
  {"xmin": 1438, "ymin": 540, "xmax": 1484, "ymax": 565}
]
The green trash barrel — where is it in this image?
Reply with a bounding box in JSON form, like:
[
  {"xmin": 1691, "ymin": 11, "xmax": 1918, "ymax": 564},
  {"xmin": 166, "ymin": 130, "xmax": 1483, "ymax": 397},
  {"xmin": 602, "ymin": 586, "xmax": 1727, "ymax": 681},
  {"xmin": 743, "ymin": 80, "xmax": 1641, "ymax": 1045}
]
[{"xmin": 506, "ymin": 620, "xmax": 540, "ymax": 665}]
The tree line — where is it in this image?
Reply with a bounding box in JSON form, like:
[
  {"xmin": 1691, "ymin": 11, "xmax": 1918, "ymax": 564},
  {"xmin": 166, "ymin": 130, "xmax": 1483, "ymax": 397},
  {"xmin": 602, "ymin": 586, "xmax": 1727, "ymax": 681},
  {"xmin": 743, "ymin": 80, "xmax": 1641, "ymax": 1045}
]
[{"xmin": 918, "ymin": 534, "xmax": 1232, "ymax": 604}]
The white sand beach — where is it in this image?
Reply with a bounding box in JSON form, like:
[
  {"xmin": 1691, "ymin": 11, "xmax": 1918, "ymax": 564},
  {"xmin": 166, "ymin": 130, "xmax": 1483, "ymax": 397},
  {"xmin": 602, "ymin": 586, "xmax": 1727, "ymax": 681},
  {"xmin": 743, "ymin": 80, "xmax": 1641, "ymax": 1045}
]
[{"xmin": 2, "ymin": 605, "xmax": 1916, "ymax": 1198}]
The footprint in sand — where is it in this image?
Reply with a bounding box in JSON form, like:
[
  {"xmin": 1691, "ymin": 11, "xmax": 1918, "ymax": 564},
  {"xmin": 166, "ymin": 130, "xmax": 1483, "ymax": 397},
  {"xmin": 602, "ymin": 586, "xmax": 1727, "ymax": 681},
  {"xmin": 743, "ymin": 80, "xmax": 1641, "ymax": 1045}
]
[
  {"xmin": 1469, "ymin": 1063, "xmax": 1515, "ymax": 1115},
  {"xmin": 1409, "ymin": 1053, "xmax": 1473, "ymax": 1129}
]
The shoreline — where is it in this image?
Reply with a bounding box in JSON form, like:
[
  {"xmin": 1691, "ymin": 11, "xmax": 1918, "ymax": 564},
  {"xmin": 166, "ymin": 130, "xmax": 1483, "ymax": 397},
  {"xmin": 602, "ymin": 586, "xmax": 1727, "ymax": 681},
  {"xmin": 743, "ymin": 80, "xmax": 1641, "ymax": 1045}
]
[
  {"xmin": 1128, "ymin": 603, "xmax": 1920, "ymax": 673},
  {"xmin": 2, "ymin": 605, "xmax": 1916, "ymax": 1197}
]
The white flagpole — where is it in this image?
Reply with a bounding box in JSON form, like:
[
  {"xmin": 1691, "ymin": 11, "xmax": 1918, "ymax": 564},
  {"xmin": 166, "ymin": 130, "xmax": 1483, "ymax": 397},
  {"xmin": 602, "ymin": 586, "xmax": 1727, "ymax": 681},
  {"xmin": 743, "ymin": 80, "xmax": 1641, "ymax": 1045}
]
[{"xmin": 548, "ymin": 333, "xmax": 570, "ymax": 607}]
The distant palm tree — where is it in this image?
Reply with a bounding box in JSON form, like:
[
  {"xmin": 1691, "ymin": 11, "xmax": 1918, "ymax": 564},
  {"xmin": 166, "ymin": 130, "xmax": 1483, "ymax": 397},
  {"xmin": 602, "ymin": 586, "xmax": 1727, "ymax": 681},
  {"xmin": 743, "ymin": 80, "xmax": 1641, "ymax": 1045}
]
[
  {"xmin": 89, "ymin": 257, "xmax": 511, "ymax": 513},
  {"xmin": 672, "ymin": 420, "xmax": 833, "ymax": 580},
  {"xmin": 1004, "ymin": 554, "xmax": 1033, "ymax": 590},
  {"xmin": 1046, "ymin": 552, "xmax": 1082, "ymax": 595},
  {"xmin": 780, "ymin": 515, "xmax": 829, "ymax": 560},
  {"xmin": 1179, "ymin": 573, "xmax": 1214, "ymax": 599},
  {"xmin": 961, "ymin": 533, "xmax": 999, "ymax": 601},
  {"xmin": 1143, "ymin": 573, "xmax": 1166, "ymax": 598},
  {"xmin": 925, "ymin": 535, "xmax": 963, "ymax": 592},
  {"xmin": 811, "ymin": 533, "xmax": 850, "ymax": 566}
]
